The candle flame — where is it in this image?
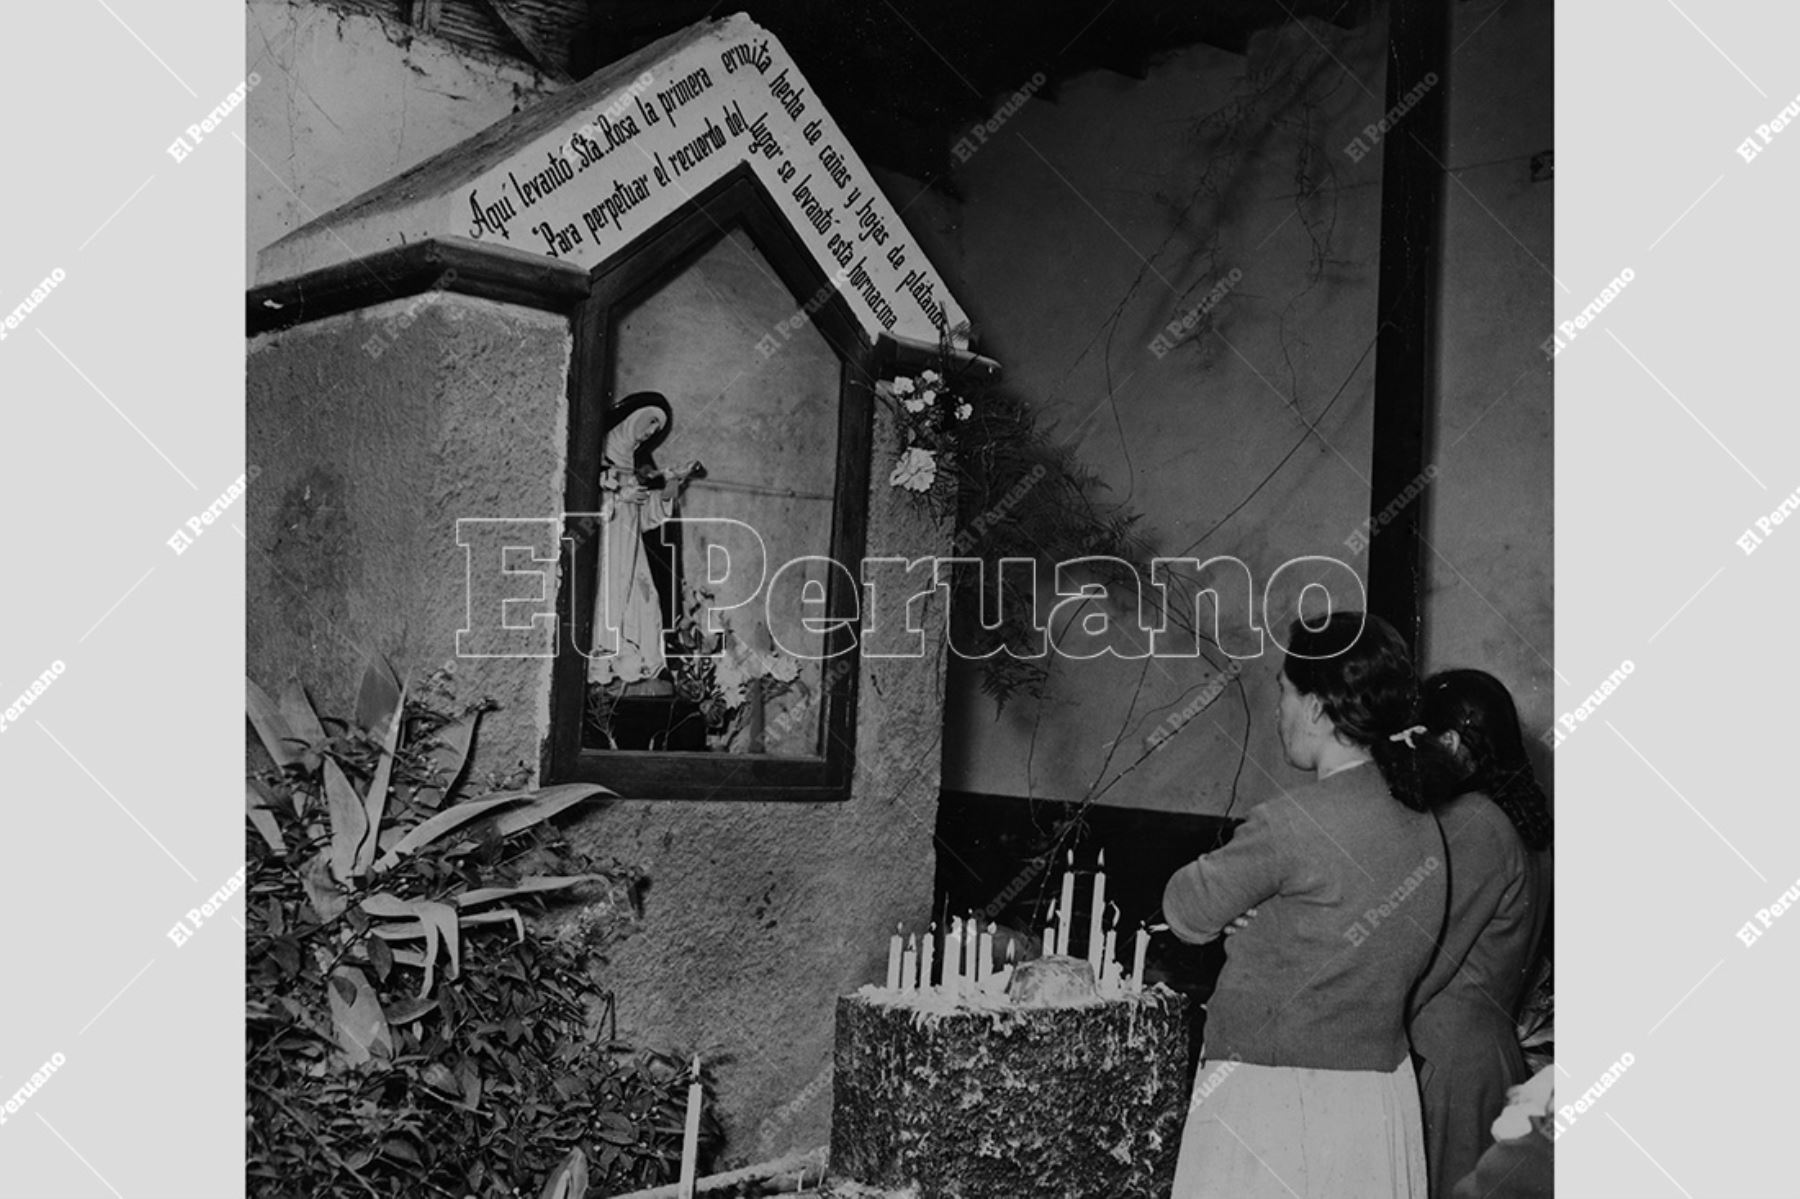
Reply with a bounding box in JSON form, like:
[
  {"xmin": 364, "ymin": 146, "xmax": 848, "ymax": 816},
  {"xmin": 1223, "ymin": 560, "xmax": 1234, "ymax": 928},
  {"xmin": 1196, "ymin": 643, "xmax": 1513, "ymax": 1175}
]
[{"xmin": 1098, "ymin": 849, "xmax": 1106, "ymax": 866}]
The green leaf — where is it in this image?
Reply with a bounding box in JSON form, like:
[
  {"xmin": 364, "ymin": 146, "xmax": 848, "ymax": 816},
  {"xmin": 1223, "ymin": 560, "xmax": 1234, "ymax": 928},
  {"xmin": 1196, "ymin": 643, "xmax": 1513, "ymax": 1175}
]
[
  {"xmin": 301, "ymin": 852, "xmax": 347, "ymax": 922},
  {"xmin": 454, "ymin": 876, "xmax": 604, "ymax": 909},
  {"xmin": 418, "ymin": 900, "xmax": 460, "ymax": 992},
  {"xmin": 538, "ymin": 1147, "xmax": 590, "ymax": 1199},
  {"xmin": 366, "ymin": 936, "xmax": 394, "ymax": 984},
  {"xmin": 595, "ymin": 1112, "xmax": 636, "ymax": 1145},
  {"xmin": 246, "ymin": 678, "xmax": 299, "ymax": 769},
  {"xmin": 327, "ymin": 967, "xmax": 391, "ymax": 1065},
  {"xmin": 383, "ymin": 995, "xmax": 437, "ymax": 1024},
  {"xmin": 355, "ymin": 652, "xmax": 403, "ymax": 737},
  {"xmin": 482, "ymin": 784, "xmax": 615, "ymax": 840},
  {"xmin": 246, "ymin": 781, "xmax": 286, "ymax": 855},
  {"xmin": 371, "ymin": 791, "xmax": 540, "ymax": 874},
  {"xmin": 458, "ymin": 908, "xmax": 524, "ymax": 942},
  {"xmin": 322, "ymin": 759, "xmax": 367, "ymax": 885},
  {"xmin": 427, "ymin": 711, "xmax": 481, "ymax": 803},
  {"xmin": 358, "ymin": 681, "xmax": 406, "ymax": 877},
  {"xmin": 277, "ymin": 677, "xmax": 327, "ymax": 754}
]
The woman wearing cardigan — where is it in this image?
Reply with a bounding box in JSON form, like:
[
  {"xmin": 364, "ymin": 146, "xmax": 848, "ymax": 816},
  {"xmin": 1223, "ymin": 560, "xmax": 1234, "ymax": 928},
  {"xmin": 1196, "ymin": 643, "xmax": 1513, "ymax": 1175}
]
[
  {"xmin": 1163, "ymin": 612, "xmax": 1446, "ymax": 1198},
  {"xmin": 1409, "ymin": 670, "xmax": 1553, "ymax": 1199}
]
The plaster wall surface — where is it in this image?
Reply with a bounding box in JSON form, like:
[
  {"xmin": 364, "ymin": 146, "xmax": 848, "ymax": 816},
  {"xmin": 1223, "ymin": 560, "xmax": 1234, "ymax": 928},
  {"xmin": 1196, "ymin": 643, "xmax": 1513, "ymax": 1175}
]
[
  {"xmin": 247, "ymin": 0, "xmax": 559, "ymax": 275},
  {"xmin": 918, "ymin": 2, "xmax": 1553, "ymax": 815},
  {"xmin": 246, "ymin": 294, "xmax": 570, "ymax": 773}
]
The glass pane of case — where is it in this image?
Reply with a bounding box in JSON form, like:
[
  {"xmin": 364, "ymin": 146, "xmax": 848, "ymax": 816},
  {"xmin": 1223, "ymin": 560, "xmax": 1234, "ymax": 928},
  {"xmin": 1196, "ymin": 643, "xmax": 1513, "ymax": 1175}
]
[{"xmin": 582, "ymin": 226, "xmax": 841, "ymax": 758}]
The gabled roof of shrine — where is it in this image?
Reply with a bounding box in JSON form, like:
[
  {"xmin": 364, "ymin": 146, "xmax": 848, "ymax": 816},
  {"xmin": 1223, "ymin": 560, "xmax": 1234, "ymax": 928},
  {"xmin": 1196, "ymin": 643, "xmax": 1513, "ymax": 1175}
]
[{"xmin": 258, "ymin": 12, "xmax": 970, "ymax": 349}]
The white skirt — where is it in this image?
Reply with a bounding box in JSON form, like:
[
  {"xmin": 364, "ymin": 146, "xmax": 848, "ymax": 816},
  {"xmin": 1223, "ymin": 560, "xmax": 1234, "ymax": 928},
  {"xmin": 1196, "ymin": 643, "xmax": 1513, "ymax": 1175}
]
[{"xmin": 1171, "ymin": 1056, "xmax": 1429, "ymax": 1198}]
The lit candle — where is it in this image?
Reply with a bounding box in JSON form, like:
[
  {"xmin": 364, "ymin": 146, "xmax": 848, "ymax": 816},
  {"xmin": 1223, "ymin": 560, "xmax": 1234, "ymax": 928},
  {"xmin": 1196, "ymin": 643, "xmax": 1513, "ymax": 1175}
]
[
  {"xmin": 1041, "ymin": 901, "xmax": 1057, "ymax": 959},
  {"xmin": 886, "ymin": 924, "xmax": 903, "ymax": 991},
  {"xmin": 965, "ymin": 912, "xmax": 978, "ymax": 982},
  {"xmin": 1058, "ymin": 853, "xmax": 1077, "ymax": 957},
  {"xmin": 946, "ymin": 917, "xmax": 964, "ymax": 996},
  {"xmin": 978, "ymin": 922, "xmax": 994, "ymax": 984},
  {"xmin": 1131, "ymin": 923, "xmax": 1150, "ymax": 992},
  {"xmin": 920, "ymin": 922, "xmax": 935, "ymax": 991},
  {"xmin": 1087, "ymin": 850, "xmax": 1108, "ymax": 978},
  {"xmin": 678, "ymin": 1054, "xmax": 702, "ymax": 1198},
  {"xmin": 1006, "ymin": 936, "xmax": 1018, "ymax": 965},
  {"xmin": 901, "ymin": 934, "xmax": 917, "ymax": 994}
]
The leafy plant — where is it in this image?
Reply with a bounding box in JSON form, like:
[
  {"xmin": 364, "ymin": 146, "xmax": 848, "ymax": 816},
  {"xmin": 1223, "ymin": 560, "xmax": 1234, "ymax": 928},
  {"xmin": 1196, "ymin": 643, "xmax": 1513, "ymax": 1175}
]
[
  {"xmin": 883, "ymin": 341, "xmax": 1157, "ymax": 711},
  {"xmin": 246, "ymin": 658, "xmax": 719, "ymax": 1198}
]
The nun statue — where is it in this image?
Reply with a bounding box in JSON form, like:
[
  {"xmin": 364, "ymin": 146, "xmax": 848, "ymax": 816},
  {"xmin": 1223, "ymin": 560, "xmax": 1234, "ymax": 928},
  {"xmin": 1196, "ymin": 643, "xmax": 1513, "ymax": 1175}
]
[{"xmin": 588, "ymin": 392, "xmax": 704, "ymax": 687}]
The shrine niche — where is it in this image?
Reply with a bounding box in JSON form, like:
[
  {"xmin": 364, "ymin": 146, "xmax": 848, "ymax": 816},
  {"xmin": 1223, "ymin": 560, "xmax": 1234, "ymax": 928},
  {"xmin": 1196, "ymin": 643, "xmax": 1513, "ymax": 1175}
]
[
  {"xmin": 558, "ymin": 197, "xmax": 859, "ymax": 792},
  {"xmin": 248, "ymin": 12, "xmax": 982, "ymax": 804}
]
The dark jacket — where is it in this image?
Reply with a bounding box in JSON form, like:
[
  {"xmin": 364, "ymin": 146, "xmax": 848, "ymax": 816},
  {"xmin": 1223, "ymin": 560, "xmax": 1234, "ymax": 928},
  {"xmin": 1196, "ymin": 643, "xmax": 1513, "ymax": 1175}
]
[{"xmin": 1163, "ymin": 760, "xmax": 1448, "ymax": 1071}]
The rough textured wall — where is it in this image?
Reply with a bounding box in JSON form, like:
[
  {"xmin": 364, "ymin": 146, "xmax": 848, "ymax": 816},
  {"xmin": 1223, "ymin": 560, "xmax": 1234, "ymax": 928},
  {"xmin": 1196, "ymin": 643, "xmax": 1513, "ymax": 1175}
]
[
  {"xmin": 915, "ymin": 1, "xmax": 1552, "ymax": 814},
  {"xmin": 246, "ymin": 293, "xmax": 570, "ymax": 771},
  {"xmin": 248, "ymin": 291, "xmax": 950, "ymax": 1165},
  {"xmin": 248, "ymin": 0, "xmax": 558, "ymax": 277}
]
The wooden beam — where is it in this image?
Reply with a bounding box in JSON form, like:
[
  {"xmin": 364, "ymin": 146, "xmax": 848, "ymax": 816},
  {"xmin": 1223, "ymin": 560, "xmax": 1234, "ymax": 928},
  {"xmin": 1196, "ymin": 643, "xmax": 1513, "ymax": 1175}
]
[
  {"xmin": 1365, "ymin": 0, "xmax": 1449, "ymax": 659},
  {"xmin": 474, "ymin": 0, "xmax": 574, "ymax": 83}
]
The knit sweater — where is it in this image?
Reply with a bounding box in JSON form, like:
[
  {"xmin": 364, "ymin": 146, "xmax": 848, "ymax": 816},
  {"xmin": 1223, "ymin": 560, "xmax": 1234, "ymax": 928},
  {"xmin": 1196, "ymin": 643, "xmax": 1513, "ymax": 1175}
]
[{"xmin": 1163, "ymin": 760, "xmax": 1448, "ymax": 1072}]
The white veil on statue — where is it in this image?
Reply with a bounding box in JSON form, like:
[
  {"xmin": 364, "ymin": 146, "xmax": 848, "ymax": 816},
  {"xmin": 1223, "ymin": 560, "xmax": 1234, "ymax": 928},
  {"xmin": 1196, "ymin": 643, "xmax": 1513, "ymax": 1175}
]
[{"xmin": 589, "ymin": 394, "xmax": 686, "ymax": 687}]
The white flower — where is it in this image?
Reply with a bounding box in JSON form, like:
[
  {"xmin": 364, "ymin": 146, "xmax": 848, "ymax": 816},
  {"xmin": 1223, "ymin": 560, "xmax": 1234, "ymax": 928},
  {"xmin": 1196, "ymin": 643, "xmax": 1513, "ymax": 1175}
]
[
  {"xmin": 920, "ymin": 369, "xmax": 941, "ymax": 384},
  {"xmin": 767, "ymin": 652, "xmax": 800, "ymax": 684},
  {"xmin": 889, "ymin": 446, "xmax": 938, "ymax": 492},
  {"xmin": 955, "ymin": 401, "xmax": 973, "ymax": 421},
  {"xmin": 903, "ymin": 394, "xmax": 930, "ymax": 413},
  {"xmin": 920, "ymin": 388, "xmax": 938, "ymax": 405},
  {"xmin": 890, "ymin": 376, "xmax": 915, "ymax": 396}
]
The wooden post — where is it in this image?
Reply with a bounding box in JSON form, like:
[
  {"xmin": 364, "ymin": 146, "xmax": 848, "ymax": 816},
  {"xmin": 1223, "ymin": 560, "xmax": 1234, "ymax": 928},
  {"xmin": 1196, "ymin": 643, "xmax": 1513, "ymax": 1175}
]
[{"xmin": 1366, "ymin": 0, "xmax": 1450, "ymax": 659}]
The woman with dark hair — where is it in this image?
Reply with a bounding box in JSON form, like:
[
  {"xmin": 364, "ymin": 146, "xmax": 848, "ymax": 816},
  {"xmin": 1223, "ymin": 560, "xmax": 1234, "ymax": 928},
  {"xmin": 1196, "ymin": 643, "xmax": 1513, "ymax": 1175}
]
[
  {"xmin": 1408, "ymin": 669, "xmax": 1552, "ymax": 1199},
  {"xmin": 1164, "ymin": 612, "xmax": 1446, "ymax": 1198}
]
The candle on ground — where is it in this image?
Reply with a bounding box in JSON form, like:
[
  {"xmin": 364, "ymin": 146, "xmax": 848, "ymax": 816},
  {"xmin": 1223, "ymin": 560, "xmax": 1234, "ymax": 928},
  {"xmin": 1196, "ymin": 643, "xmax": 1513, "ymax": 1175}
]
[
  {"xmin": 945, "ymin": 917, "xmax": 964, "ymax": 995},
  {"xmin": 900, "ymin": 934, "xmax": 918, "ymax": 994},
  {"xmin": 978, "ymin": 922, "xmax": 994, "ymax": 984},
  {"xmin": 678, "ymin": 1054, "xmax": 702, "ymax": 1198},
  {"xmin": 964, "ymin": 913, "xmax": 978, "ymax": 982},
  {"xmin": 886, "ymin": 924, "xmax": 903, "ymax": 991},
  {"xmin": 920, "ymin": 922, "xmax": 936, "ymax": 991},
  {"xmin": 1086, "ymin": 850, "xmax": 1108, "ymax": 978},
  {"xmin": 1057, "ymin": 853, "xmax": 1077, "ymax": 956},
  {"xmin": 1041, "ymin": 901, "xmax": 1057, "ymax": 960},
  {"xmin": 1131, "ymin": 923, "xmax": 1150, "ymax": 992}
]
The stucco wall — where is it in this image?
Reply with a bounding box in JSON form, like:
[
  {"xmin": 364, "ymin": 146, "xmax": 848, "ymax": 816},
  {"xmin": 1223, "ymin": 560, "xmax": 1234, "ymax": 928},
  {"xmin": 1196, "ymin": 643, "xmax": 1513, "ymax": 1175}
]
[
  {"xmin": 248, "ymin": 0, "xmax": 559, "ymax": 278},
  {"xmin": 247, "ymin": 289, "xmax": 950, "ymax": 1163},
  {"xmin": 246, "ymin": 293, "xmax": 570, "ymax": 768},
  {"xmin": 920, "ymin": 0, "xmax": 1553, "ymax": 814}
]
